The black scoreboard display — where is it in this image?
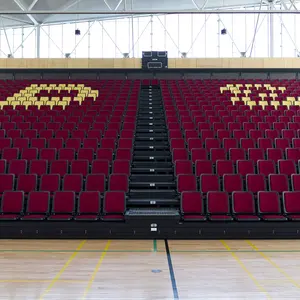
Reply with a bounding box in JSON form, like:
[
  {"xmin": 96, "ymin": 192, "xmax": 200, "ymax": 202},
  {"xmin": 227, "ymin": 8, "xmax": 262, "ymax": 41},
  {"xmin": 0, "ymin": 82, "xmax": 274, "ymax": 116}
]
[{"xmin": 142, "ymin": 51, "xmax": 168, "ymax": 70}]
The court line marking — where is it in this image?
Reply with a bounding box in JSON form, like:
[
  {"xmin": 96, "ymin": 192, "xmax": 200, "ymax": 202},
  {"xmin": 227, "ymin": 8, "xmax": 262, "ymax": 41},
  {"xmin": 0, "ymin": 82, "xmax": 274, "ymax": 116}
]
[
  {"xmin": 38, "ymin": 240, "xmax": 86, "ymax": 300},
  {"xmin": 246, "ymin": 240, "xmax": 300, "ymax": 290},
  {"xmin": 81, "ymin": 240, "xmax": 111, "ymax": 300},
  {"xmin": 221, "ymin": 240, "xmax": 272, "ymax": 300},
  {"xmin": 165, "ymin": 239, "xmax": 179, "ymax": 300},
  {"xmin": 153, "ymin": 239, "xmax": 157, "ymax": 252},
  {"xmin": 0, "ymin": 279, "xmax": 87, "ymax": 283}
]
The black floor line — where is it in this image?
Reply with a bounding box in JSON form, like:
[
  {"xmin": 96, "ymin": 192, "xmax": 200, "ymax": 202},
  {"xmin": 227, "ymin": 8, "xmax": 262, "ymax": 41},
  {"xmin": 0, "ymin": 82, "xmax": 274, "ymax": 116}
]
[{"xmin": 165, "ymin": 239, "xmax": 179, "ymax": 300}]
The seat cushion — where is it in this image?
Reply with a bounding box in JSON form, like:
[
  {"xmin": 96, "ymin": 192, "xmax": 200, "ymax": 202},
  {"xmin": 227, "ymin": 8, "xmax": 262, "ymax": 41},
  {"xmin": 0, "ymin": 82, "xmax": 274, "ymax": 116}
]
[
  {"xmin": 209, "ymin": 215, "xmax": 233, "ymax": 221},
  {"xmin": 22, "ymin": 214, "xmax": 47, "ymax": 220},
  {"xmin": 75, "ymin": 214, "xmax": 98, "ymax": 220},
  {"xmin": 235, "ymin": 214, "xmax": 260, "ymax": 221},
  {"xmin": 0, "ymin": 214, "xmax": 20, "ymax": 220},
  {"xmin": 262, "ymin": 214, "xmax": 287, "ymax": 221},
  {"xmin": 48, "ymin": 214, "xmax": 73, "ymax": 221},
  {"xmin": 184, "ymin": 215, "xmax": 207, "ymax": 221},
  {"xmin": 102, "ymin": 214, "xmax": 124, "ymax": 221}
]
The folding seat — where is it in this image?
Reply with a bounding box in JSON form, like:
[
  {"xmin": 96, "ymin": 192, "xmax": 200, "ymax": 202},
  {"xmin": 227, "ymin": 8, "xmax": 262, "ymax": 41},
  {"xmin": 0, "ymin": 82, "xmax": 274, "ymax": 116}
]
[
  {"xmin": 63, "ymin": 122, "xmax": 76, "ymax": 132},
  {"xmin": 0, "ymin": 174, "xmax": 15, "ymax": 195},
  {"xmin": 85, "ymin": 174, "xmax": 106, "ymax": 192},
  {"xmin": 48, "ymin": 122, "xmax": 62, "ymax": 132},
  {"xmin": 50, "ymin": 160, "xmax": 68, "ymax": 177},
  {"xmin": 2, "ymin": 122, "xmax": 16, "ymax": 131},
  {"xmin": 248, "ymin": 148, "xmax": 265, "ymax": 162},
  {"xmin": 172, "ymin": 149, "xmax": 188, "ymax": 162},
  {"xmin": 97, "ymin": 148, "xmax": 113, "ymax": 162},
  {"xmin": 0, "ymin": 139, "xmax": 12, "ymax": 154},
  {"xmin": 195, "ymin": 160, "xmax": 213, "ymax": 177},
  {"xmin": 269, "ymin": 174, "xmax": 289, "ymax": 193},
  {"xmin": 266, "ymin": 148, "xmax": 283, "ymax": 163},
  {"xmin": 0, "ymin": 159, "xmax": 6, "ymax": 173},
  {"xmin": 288, "ymin": 122, "xmax": 299, "ymax": 131},
  {"xmin": 102, "ymin": 191, "xmax": 125, "ymax": 221},
  {"xmin": 258, "ymin": 122, "xmax": 271, "ymax": 131},
  {"xmin": 273, "ymin": 122, "xmax": 286, "ymax": 131},
  {"xmin": 244, "ymin": 122, "xmax": 256, "ymax": 131},
  {"xmin": 257, "ymin": 138, "xmax": 273, "ymax": 150},
  {"xmin": 48, "ymin": 138, "xmax": 64, "ymax": 150},
  {"xmin": 286, "ymin": 148, "xmax": 300, "ymax": 163},
  {"xmin": 0, "ymin": 191, "xmax": 24, "ymax": 220},
  {"xmin": 292, "ymin": 174, "xmax": 300, "ymax": 191},
  {"xmin": 175, "ymin": 160, "xmax": 193, "ymax": 176},
  {"xmin": 191, "ymin": 148, "xmax": 207, "ymax": 163},
  {"xmin": 181, "ymin": 191, "xmax": 206, "ymax": 221},
  {"xmin": 65, "ymin": 138, "xmax": 81, "ymax": 150},
  {"xmin": 257, "ymin": 160, "xmax": 276, "ymax": 176},
  {"xmin": 205, "ymin": 138, "xmax": 220, "ymax": 151},
  {"xmin": 40, "ymin": 174, "xmax": 60, "ymax": 193},
  {"xmin": 40, "ymin": 148, "xmax": 57, "ymax": 161},
  {"xmin": 279, "ymin": 116, "xmax": 290, "ymax": 124},
  {"xmin": 207, "ymin": 192, "xmax": 233, "ymax": 221},
  {"xmin": 228, "ymin": 122, "xmax": 241, "ymax": 131},
  {"xmin": 177, "ymin": 174, "xmax": 197, "ymax": 192},
  {"xmin": 70, "ymin": 160, "xmax": 88, "ymax": 177},
  {"xmin": 258, "ymin": 191, "xmax": 286, "ymax": 221},
  {"xmin": 118, "ymin": 138, "xmax": 132, "ymax": 150},
  {"xmin": 223, "ymin": 174, "xmax": 243, "ymax": 193},
  {"xmin": 2, "ymin": 147, "xmax": 19, "ymax": 162},
  {"xmin": 228, "ymin": 148, "xmax": 245, "ymax": 163},
  {"xmin": 7, "ymin": 129, "xmax": 21, "ymax": 140},
  {"xmin": 210, "ymin": 148, "xmax": 226, "ymax": 163},
  {"xmin": 48, "ymin": 191, "xmax": 75, "ymax": 220},
  {"xmin": 30, "ymin": 138, "xmax": 46, "ymax": 150},
  {"xmin": 33, "ymin": 122, "xmax": 46, "ymax": 131},
  {"xmin": 91, "ymin": 159, "xmax": 109, "ymax": 177},
  {"xmin": 101, "ymin": 138, "xmax": 116, "ymax": 151},
  {"xmin": 216, "ymin": 130, "xmax": 230, "ymax": 140},
  {"xmin": 39, "ymin": 129, "xmax": 53, "ymax": 140},
  {"xmin": 216, "ymin": 160, "xmax": 234, "ymax": 176},
  {"xmin": 170, "ymin": 138, "xmax": 185, "ymax": 150},
  {"xmin": 109, "ymin": 174, "xmax": 128, "ymax": 192},
  {"xmin": 283, "ymin": 191, "xmax": 300, "ymax": 220},
  {"xmin": 222, "ymin": 138, "xmax": 237, "ymax": 152},
  {"xmin": 169, "ymin": 130, "xmax": 182, "ymax": 139},
  {"xmin": 200, "ymin": 174, "xmax": 220, "ymax": 193},
  {"xmin": 278, "ymin": 160, "xmax": 296, "ymax": 176},
  {"xmin": 232, "ymin": 191, "xmax": 259, "ymax": 221},
  {"xmin": 201, "ymin": 130, "xmax": 214, "ymax": 141},
  {"xmin": 246, "ymin": 174, "xmax": 266, "ymax": 194},
  {"xmin": 16, "ymin": 174, "xmax": 37, "ymax": 194},
  {"xmin": 292, "ymin": 138, "xmax": 300, "ymax": 149},
  {"xmin": 187, "ymin": 138, "xmax": 202, "ymax": 151},
  {"xmin": 29, "ymin": 160, "xmax": 47, "ymax": 177},
  {"xmin": 240, "ymin": 138, "xmax": 255, "ymax": 150},
  {"xmin": 74, "ymin": 191, "xmax": 101, "ymax": 220},
  {"xmin": 13, "ymin": 138, "xmax": 29, "ymax": 150},
  {"xmin": 58, "ymin": 148, "xmax": 75, "ymax": 161},
  {"xmin": 282, "ymin": 129, "xmax": 296, "ymax": 142},
  {"xmin": 112, "ymin": 160, "xmax": 130, "ymax": 176},
  {"xmin": 55, "ymin": 130, "xmax": 69, "ymax": 140},
  {"xmin": 21, "ymin": 191, "xmax": 50, "ymax": 220},
  {"xmin": 8, "ymin": 159, "xmax": 27, "ymax": 177},
  {"xmin": 71, "ymin": 130, "xmax": 86, "ymax": 142},
  {"xmin": 275, "ymin": 138, "xmax": 290, "ymax": 150}
]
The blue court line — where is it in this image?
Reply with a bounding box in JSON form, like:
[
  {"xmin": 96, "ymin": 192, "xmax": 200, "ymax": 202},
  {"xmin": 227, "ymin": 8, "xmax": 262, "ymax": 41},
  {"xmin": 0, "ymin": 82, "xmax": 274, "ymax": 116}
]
[{"xmin": 165, "ymin": 239, "xmax": 179, "ymax": 300}]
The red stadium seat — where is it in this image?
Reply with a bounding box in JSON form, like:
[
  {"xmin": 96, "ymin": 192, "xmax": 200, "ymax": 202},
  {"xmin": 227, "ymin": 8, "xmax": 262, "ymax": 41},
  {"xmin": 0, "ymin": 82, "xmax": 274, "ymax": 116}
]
[
  {"xmin": 181, "ymin": 191, "xmax": 206, "ymax": 221},
  {"xmin": 207, "ymin": 192, "xmax": 233, "ymax": 221},
  {"xmin": 102, "ymin": 191, "xmax": 125, "ymax": 220}
]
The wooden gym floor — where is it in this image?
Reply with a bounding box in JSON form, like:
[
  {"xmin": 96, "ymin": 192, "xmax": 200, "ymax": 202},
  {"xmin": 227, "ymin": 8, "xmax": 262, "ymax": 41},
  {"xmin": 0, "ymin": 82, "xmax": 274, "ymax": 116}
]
[{"xmin": 1, "ymin": 240, "xmax": 300, "ymax": 299}]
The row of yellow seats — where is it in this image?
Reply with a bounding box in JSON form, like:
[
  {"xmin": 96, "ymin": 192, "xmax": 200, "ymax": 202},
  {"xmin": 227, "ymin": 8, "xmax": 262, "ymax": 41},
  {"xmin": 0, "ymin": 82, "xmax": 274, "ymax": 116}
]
[
  {"xmin": 7, "ymin": 94, "xmax": 97, "ymax": 102},
  {"xmin": 0, "ymin": 100, "xmax": 69, "ymax": 109},
  {"xmin": 4, "ymin": 97, "xmax": 89, "ymax": 105},
  {"xmin": 30, "ymin": 84, "xmax": 86, "ymax": 88},
  {"xmin": 16, "ymin": 88, "xmax": 99, "ymax": 96},
  {"xmin": 231, "ymin": 96, "xmax": 300, "ymax": 103},
  {"xmin": 231, "ymin": 99, "xmax": 300, "ymax": 109},
  {"xmin": 221, "ymin": 86, "xmax": 286, "ymax": 93},
  {"xmin": 225, "ymin": 83, "xmax": 286, "ymax": 89}
]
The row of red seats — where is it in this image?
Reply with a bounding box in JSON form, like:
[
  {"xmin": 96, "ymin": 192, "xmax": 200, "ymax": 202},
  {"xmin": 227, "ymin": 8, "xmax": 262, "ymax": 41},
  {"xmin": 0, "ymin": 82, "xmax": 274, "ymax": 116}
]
[
  {"xmin": 0, "ymin": 159, "xmax": 130, "ymax": 177},
  {"xmin": 0, "ymin": 173, "xmax": 128, "ymax": 194},
  {"xmin": 181, "ymin": 191, "xmax": 300, "ymax": 221},
  {"xmin": 175, "ymin": 159, "xmax": 300, "ymax": 177},
  {"xmin": 177, "ymin": 173, "xmax": 300, "ymax": 194},
  {"xmin": 0, "ymin": 191, "xmax": 125, "ymax": 221}
]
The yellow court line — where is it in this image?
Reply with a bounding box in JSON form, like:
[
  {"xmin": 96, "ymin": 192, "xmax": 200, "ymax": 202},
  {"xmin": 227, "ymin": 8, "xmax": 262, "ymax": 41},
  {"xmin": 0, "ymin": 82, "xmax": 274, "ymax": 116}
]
[
  {"xmin": 246, "ymin": 240, "xmax": 300, "ymax": 290},
  {"xmin": 221, "ymin": 240, "xmax": 272, "ymax": 300},
  {"xmin": 39, "ymin": 240, "xmax": 87, "ymax": 300},
  {"xmin": 0, "ymin": 279, "xmax": 87, "ymax": 283},
  {"xmin": 81, "ymin": 240, "xmax": 111, "ymax": 300}
]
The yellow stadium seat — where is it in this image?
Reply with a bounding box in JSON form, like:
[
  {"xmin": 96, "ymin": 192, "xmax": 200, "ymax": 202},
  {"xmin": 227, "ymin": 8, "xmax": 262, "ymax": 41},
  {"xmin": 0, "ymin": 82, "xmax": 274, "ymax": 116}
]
[
  {"xmin": 23, "ymin": 101, "xmax": 32, "ymax": 108},
  {"xmin": 226, "ymin": 84, "xmax": 234, "ymax": 88},
  {"xmin": 25, "ymin": 87, "xmax": 32, "ymax": 91},
  {"xmin": 45, "ymin": 87, "xmax": 52, "ymax": 92},
  {"xmin": 40, "ymin": 97, "xmax": 49, "ymax": 102},
  {"xmin": 232, "ymin": 90, "xmax": 241, "ymax": 96},
  {"xmin": 49, "ymin": 84, "xmax": 57, "ymax": 88},
  {"xmin": 294, "ymin": 101, "xmax": 300, "ymax": 106},
  {"xmin": 46, "ymin": 101, "xmax": 56, "ymax": 108},
  {"xmin": 68, "ymin": 84, "xmax": 75, "ymax": 88},
  {"xmin": 79, "ymin": 90, "xmax": 88, "ymax": 96},
  {"xmin": 64, "ymin": 87, "xmax": 72, "ymax": 92},
  {"xmin": 87, "ymin": 93, "xmax": 96, "ymax": 100},
  {"xmin": 34, "ymin": 101, "xmax": 44, "ymax": 108},
  {"xmin": 62, "ymin": 97, "xmax": 71, "ymax": 102},
  {"xmin": 74, "ymin": 96, "xmax": 83, "ymax": 103},
  {"xmin": 13, "ymin": 93, "xmax": 22, "ymax": 98},
  {"xmin": 78, "ymin": 93, "xmax": 87, "ymax": 100},
  {"xmin": 90, "ymin": 90, "xmax": 99, "ymax": 97},
  {"xmin": 30, "ymin": 84, "xmax": 38, "ymax": 88},
  {"xmin": 83, "ymin": 87, "xmax": 91, "ymax": 92},
  {"xmin": 24, "ymin": 94, "xmax": 33, "ymax": 99},
  {"xmin": 269, "ymin": 93, "xmax": 278, "ymax": 100},
  {"xmin": 57, "ymin": 101, "xmax": 68, "ymax": 109},
  {"xmin": 244, "ymin": 90, "xmax": 251, "ymax": 96},
  {"xmin": 245, "ymin": 84, "xmax": 253, "ymax": 89},
  {"xmin": 11, "ymin": 101, "xmax": 20, "ymax": 108},
  {"xmin": 287, "ymin": 97, "xmax": 295, "ymax": 103},
  {"xmin": 58, "ymin": 84, "xmax": 66, "ymax": 88},
  {"xmin": 264, "ymin": 84, "xmax": 271, "ymax": 88},
  {"xmin": 259, "ymin": 101, "xmax": 268, "ymax": 109},
  {"xmin": 254, "ymin": 84, "xmax": 262, "ymax": 89},
  {"xmin": 74, "ymin": 87, "xmax": 81, "ymax": 92},
  {"xmin": 247, "ymin": 101, "xmax": 256, "ymax": 109},
  {"xmin": 19, "ymin": 90, "xmax": 27, "ymax": 95},
  {"xmin": 77, "ymin": 84, "xmax": 85, "ymax": 88},
  {"xmin": 235, "ymin": 84, "xmax": 243, "ymax": 88},
  {"xmin": 29, "ymin": 97, "xmax": 38, "ymax": 102},
  {"xmin": 230, "ymin": 97, "xmax": 240, "ymax": 105},
  {"xmin": 278, "ymin": 87, "xmax": 286, "ymax": 92},
  {"xmin": 268, "ymin": 87, "xmax": 276, "ymax": 92},
  {"xmin": 51, "ymin": 97, "xmax": 60, "ymax": 103},
  {"xmin": 40, "ymin": 84, "xmax": 47, "ymax": 88},
  {"xmin": 271, "ymin": 101, "xmax": 280, "ymax": 109},
  {"xmin": 0, "ymin": 101, "xmax": 8, "ymax": 108},
  {"xmin": 17, "ymin": 97, "xmax": 27, "ymax": 102},
  {"xmin": 259, "ymin": 93, "xmax": 267, "ymax": 100},
  {"xmin": 36, "ymin": 87, "xmax": 42, "ymax": 92},
  {"xmin": 6, "ymin": 97, "xmax": 16, "ymax": 103},
  {"xmin": 220, "ymin": 87, "xmax": 227, "ymax": 94},
  {"xmin": 54, "ymin": 87, "xmax": 62, "ymax": 91},
  {"xmin": 242, "ymin": 97, "xmax": 251, "ymax": 102},
  {"xmin": 282, "ymin": 101, "xmax": 291, "ymax": 108}
]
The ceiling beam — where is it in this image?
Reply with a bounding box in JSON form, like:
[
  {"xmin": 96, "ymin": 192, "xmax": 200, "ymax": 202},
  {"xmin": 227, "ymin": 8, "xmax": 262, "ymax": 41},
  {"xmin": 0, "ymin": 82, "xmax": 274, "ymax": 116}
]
[
  {"xmin": 13, "ymin": 0, "xmax": 38, "ymax": 25},
  {"xmin": 0, "ymin": 15, "xmax": 32, "ymax": 25},
  {"xmin": 28, "ymin": 0, "xmax": 40, "ymax": 10}
]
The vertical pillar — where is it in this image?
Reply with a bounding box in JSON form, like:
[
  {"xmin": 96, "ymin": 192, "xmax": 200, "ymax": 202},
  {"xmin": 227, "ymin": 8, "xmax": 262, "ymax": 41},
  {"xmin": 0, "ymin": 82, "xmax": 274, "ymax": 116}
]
[
  {"xmin": 36, "ymin": 25, "xmax": 40, "ymax": 58},
  {"xmin": 269, "ymin": 1, "xmax": 274, "ymax": 57},
  {"xmin": 217, "ymin": 17, "xmax": 220, "ymax": 58}
]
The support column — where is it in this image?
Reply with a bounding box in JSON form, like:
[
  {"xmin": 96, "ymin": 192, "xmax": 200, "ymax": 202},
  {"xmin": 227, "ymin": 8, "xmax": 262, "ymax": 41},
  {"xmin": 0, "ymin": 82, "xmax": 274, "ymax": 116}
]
[
  {"xmin": 36, "ymin": 24, "xmax": 40, "ymax": 58},
  {"xmin": 269, "ymin": 1, "xmax": 274, "ymax": 57}
]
